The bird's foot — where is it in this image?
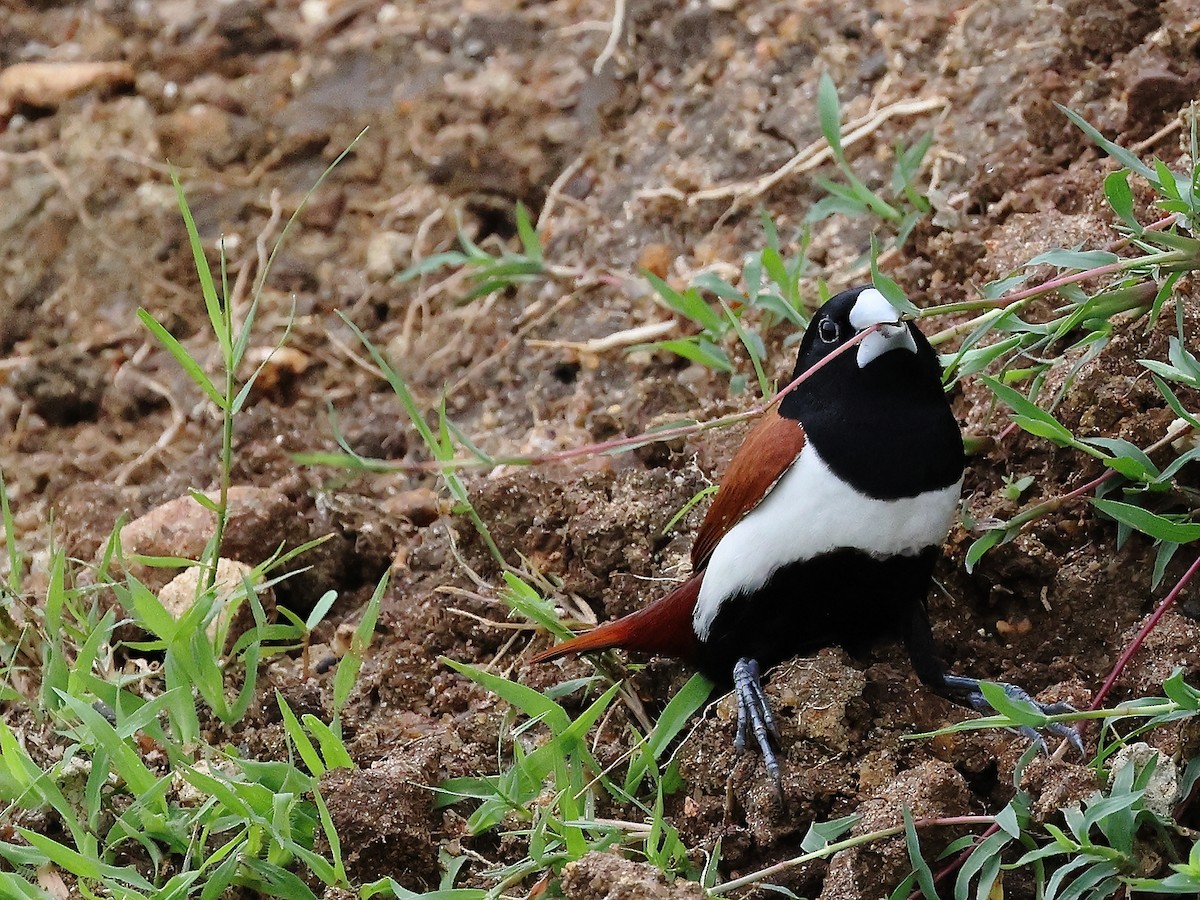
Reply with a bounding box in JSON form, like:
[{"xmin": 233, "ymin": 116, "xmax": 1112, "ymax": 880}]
[
  {"xmin": 732, "ymin": 657, "xmax": 783, "ymax": 796},
  {"xmin": 942, "ymin": 674, "xmax": 1083, "ymax": 754}
]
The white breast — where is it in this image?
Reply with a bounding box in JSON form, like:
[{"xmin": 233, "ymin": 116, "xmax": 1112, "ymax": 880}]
[{"xmin": 692, "ymin": 444, "xmax": 963, "ymax": 640}]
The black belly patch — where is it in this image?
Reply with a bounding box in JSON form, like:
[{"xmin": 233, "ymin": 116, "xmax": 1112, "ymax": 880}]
[{"xmin": 697, "ymin": 547, "xmax": 939, "ymax": 683}]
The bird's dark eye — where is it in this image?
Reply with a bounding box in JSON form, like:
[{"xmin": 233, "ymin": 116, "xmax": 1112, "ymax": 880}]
[{"xmin": 818, "ymin": 318, "xmax": 839, "ymax": 343}]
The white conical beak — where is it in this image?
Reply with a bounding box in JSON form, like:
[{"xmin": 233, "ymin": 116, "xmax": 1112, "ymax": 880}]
[{"xmin": 849, "ymin": 288, "xmax": 917, "ymax": 367}]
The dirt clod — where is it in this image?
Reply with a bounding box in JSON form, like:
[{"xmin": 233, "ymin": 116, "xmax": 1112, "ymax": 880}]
[
  {"xmin": 819, "ymin": 761, "xmax": 971, "ymax": 900},
  {"xmin": 13, "ymin": 347, "xmax": 106, "ymax": 425},
  {"xmin": 559, "ymin": 852, "xmax": 708, "ymax": 900}
]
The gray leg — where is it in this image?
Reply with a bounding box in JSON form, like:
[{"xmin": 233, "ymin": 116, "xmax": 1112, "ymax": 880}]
[
  {"xmin": 733, "ymin": 658, "xmax": 783, "ymax": 796},
  {"xmin": 941, "ymin": 674, "xmax": 1084, "ymax": 754}
]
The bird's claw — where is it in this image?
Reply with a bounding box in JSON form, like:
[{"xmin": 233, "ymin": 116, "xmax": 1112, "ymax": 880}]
[
  {"xmin": 733, "ymin": 658, "xmax": 783, "ymax": 796},
  {"xmin": 942, "ymin": 674, "xmax": 1084, "ymax": 755}
]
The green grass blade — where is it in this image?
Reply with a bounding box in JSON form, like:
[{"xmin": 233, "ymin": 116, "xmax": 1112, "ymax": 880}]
[
  {"xmin": 442, "ymin": 657, "xmax": 571, "ymax": 734},
  {"xmin": 136, "ymin": 309, "xmax": 224, "ymax": 408},
  {"xmin": 170, "ymin": 170, "xmax": 231, "ymax": 367},
  {"xmin": 1092, "ymin": 499, "xmax": 1200, "ymax": 544},
  {"xmin": 817, "ymin": 73, "xmax": 844, "ymax": 160},
  {"xmin": 277, "ymin": 692, "xmax": 325, "ymax": 776},
  {"xmin": 333, "ymin": 570, "xmax": 386, "ymax": 716},
  {"xmin": 301, "ymin": 715, "xmax": 354, "ymax": 770},
  {"xmin": 1057, "ymin": 104, "xmax": 1156, "ymax": 180},
  {"xmin": 54, "ymin": 690, "xmax": 159, "ymax": 799},
  {"xmin": 0, "ymin": 471, "xmax": 20, "ymax": 594},
  {"xmin": 0, "ymin": 869, "xmax": 52, "ymax": 900},
  {"xmin": 625, "ymin": 673, "xmax": 712, "ymax": 793},
  {"xmin": 17, "ymin": 828, "xmax": 155, "ymax": 890}
]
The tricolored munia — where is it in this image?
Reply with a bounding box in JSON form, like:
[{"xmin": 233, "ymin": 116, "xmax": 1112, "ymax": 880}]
[{"xmin": 533, "ymin": 285, "xmax": 1079, "ymax": 791}]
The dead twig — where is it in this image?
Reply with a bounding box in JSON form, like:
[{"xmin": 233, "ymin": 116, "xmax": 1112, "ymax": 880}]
[{"xmin": 593, "ymin": 0, "xmax": 626, "ymax": 75}]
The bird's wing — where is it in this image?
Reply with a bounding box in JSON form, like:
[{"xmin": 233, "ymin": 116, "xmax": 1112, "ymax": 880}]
[{"xmin": 690, "ymin": 408, "xmax": 806, "ymax": 571}]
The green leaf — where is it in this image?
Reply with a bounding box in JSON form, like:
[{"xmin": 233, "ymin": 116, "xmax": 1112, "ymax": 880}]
[
  {"xmin": 644, "ymin": 272, "xmax": 726, "ymax": 334},
  {"xmin": 394, "ymin": 251, "xmax": 470, "ymax": 283},
  {"xmin": 171, "ymin": 170, "xmax": 231, "ymax": 366},
  {"xmin": 500, "ymin": 572, "xmax": 569, "ymax": 639},
  {"xmin": 1025, "ymin": 248, "xmax": 1119, "ymax": 270},
  {"xmin": 1153, "ymin": 157, "xmax": 1182, "ymax": 199},
  {"xmin": 1091, "ymin": 499, "xmax": 1200, "ymax": 543},
  {"xmin": 644, "ymin": 337, "xmax": 733, "ymax": 372},
  {"xmin": 441, "ymin": 657, "xmax": 571, "ymax": 734},
  {"xmin": 54, "ymin": 692, "xmax": 161, "ymax": 799},
  {"xmin": 513, "ymin": 201, "xmax": 542, "ymax": 262},
  {"xmin": 17, "ymin": 829, "xmax": 154, "ymax": 890},
  {"xmin": 277, "ymin": 692, "xmax": 326, "ymax": 777},
  {"xmin": 302, "ymin": 715, "xmax": 355, "ymax": 770},
  {"xmin": 333, "ymin": 570, "xmax": 386, "ymax": 715},
  {"xmin": 965, "ymin": 528, "xmax": 1005, "ymax": 573},
  {"xmin": 953, "ymin": 829, "xmax": 1009, "ymax": 900},
  {"xmin": 136, "ymin": 310, "xmax": 224, "ymax": 408},
  {"xmin": 625, "ymin": 674, "xmax": 713, "ymax": 793},
  {"xmin": 800, "ymin": 814, "xmax": 860, "ymax": 853},
  {"xmin": 977, "ymin": 681, "xmax": 1050, "ymax": 727},
  {"xmin": 0, "ymin": 869, "xmax": 51, "ymax": 900},
  {"xmin": 980, "ymin": 376, "xmax": 1078, "ymax": 447},
  {"xmin": 1058, "ymin": 104, "xmax": 1156, "ymax": 180},
  {"xmin": 1104, "ymin": 170, "xmax": 1141, "ymax": 232},
  {"xmin": 692, "ymin": 272, "xmax": 746, "ymax": 301},
  {"xmin": 982, "ymin": 272, "xmax": 1031, "ymax": 299},
  {"xmin": 902, "ymin": 807, "xmax": 940, "ymax": 900},
  {"xmin": 1147, "ymin": 374, "xmax": 1195, "ymax": 427},
  {"xmin": 869, "ymin": 241, "xmax": 919, "ymax": 315},
  {"xmin": 817, "ymin": 73, "xmax": 844, "ymax": 160},
  {"xmin": 305, "ymin": 589, "xmax": 339, "ymax": 631}
]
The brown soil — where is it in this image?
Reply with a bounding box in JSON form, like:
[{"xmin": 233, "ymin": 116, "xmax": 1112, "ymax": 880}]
[{"xmin": 2, "ymin": 0, "xmax": 1200, "ymax": 897}]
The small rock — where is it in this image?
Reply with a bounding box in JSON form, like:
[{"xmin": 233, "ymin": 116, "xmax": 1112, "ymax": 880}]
[
  {"xmin": 365, "ymin": 230, "xmax": 414, "ymax": 280},
  {"xmin": 381, "ymin": 488, "xmax": 443, "ymax": 527},
  {"xmin": 157, "ymin": 558, "xmax": 275, "ymax": 652},
  {"xmin": 1110, "ymin": 743, "xmax": 1178, "ymax": 816},
  {"xmin": 118, "ymin": 486, "xmax": 298, "ymax": 591},
  {"xmin": 0, "ymin": 61, "xmax": 134, "ymax": 117},
  {"xmin": 637, "ymin": 242, "xmax": 674, "ymax": 279}
]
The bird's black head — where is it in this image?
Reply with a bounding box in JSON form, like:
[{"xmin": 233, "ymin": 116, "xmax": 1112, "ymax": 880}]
[
  {"xmin": 792, "ymin": 285, "xmax": 928, "ymax": 377},
  {"xmin": 780, "ymin": 285, "xmax": 963, "ymax": 498}
]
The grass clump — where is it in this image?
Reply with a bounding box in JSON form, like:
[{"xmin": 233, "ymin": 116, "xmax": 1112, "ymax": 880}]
[{"xmin": 0, "ymin": 139, "xmax": 389, "ymax": 899}]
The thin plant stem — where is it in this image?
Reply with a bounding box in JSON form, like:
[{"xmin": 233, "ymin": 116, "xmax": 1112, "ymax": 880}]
[
  {"xmin": 337, "ymin": 323, "xmax": 880, "ymax": 474},
  {"xmin": 990, "ymin": 424, "xmax": 1190, "ymax": 534},
  {"xmin": 1090, "ymin": 549, "xmax": 1200, "ymax": 710},
  {"xmin": 712, "ymin": 815, "xmax": 995, "ymax": 894}
]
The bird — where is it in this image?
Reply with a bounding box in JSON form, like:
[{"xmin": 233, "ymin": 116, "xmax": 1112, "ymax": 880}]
[{"xmin": 531, "ymin": 284, "xmax": 1079, "ymax": 791}]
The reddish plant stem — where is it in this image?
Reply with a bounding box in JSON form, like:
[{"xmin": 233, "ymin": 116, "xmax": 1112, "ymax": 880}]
[
  {"xmin": 368, "ymin": 324, "xmax": 879, "ymax": 473},
  {"xmin": 526, "ymin": 323, "xmax": 876, "ymax": 465},
  {"xmin": 1089, "ymin": 549, "xmax": 1200, "ymax": 710},
  {"xmin": 924, "ymin": 550, "xmax": 1200, "ymax": 897},
  {"xmin": 923, "ymin": 421, "xmax": 1195, "ymax": 897}
]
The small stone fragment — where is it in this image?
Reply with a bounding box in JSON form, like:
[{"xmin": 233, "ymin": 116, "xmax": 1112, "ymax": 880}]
[
  {"xmin": 117, "ymin": 486, "xmax": 298, "ymax": 591},
  {"xmin": 365, "ymin": 231, "xmax": 414, "ymax": 280},
  {"xmin": 381, "ymin": 488, "xmax": 443, "ymax": 527},
  {"xmin": 0, "ymin": 61, "xmax": 135, "ymax": 117},
  {"xmin": 157, "ymin": 558, "xmax": 275, "ymax": 650},
  {"xmin": 637, "ymin": 242, "xmax": 673, "ymax": 279}
]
